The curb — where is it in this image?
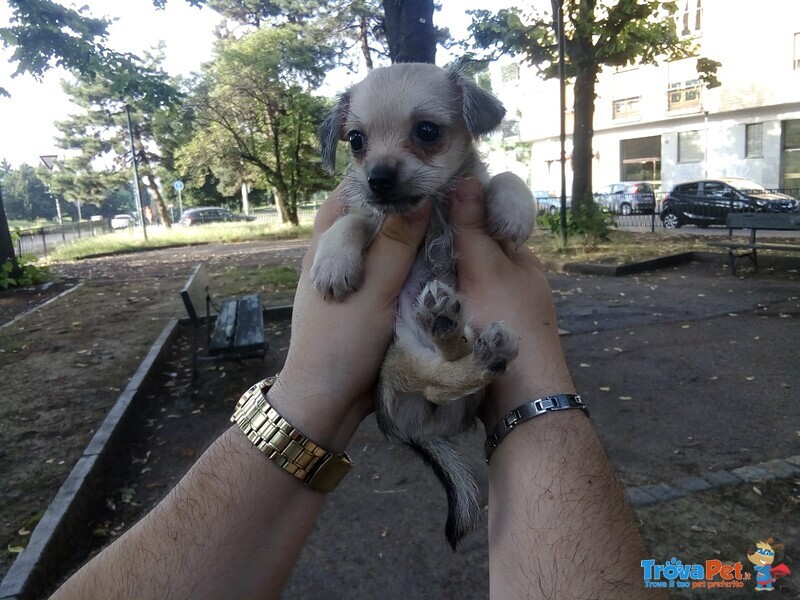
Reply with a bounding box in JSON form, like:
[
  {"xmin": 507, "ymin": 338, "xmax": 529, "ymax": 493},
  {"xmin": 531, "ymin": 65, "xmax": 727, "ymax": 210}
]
[
  {"xmin": 0, "ymin": 304, "xmax": 294, "ymax": 600},
  {"xmin": 627, "ymin": 455, "xmax": 800, "ymax": 507},
  {"xmin": 0, "ymin": 282, "xmax": 84, "ymax": 331}
]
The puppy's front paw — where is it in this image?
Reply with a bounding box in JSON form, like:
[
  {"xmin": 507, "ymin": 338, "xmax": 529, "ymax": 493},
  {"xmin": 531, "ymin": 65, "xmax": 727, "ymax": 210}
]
[
  {"xmin": 486, "ymin": 172, "xmax": 536, "ymax": 247},
  {"xmin": 473, "ymin": 321, "xmax": 519, "ymax": 375},
  {"xmin": 310, "ymin": 251, "xmax": 363, "ymax": 302},
  {"xmin": 415, "ymin": 281, "xmax": 464, "ymax": 341}
]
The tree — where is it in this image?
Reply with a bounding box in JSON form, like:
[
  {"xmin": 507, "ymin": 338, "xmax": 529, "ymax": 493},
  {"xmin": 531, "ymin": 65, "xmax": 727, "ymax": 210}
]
[
  {"xmin": 383, "ymin": 0, "xmax": 435, "ymax": 63},
  {"xmin": 52, "ymin": 49, "xmax": 184, "ymax": 227},
  {"xmin": 469, "ymin": 0, "xmax": 720, "ymax": 211},
  {"xmin": 181, "ymin": 26, "xmax": 335, "ymax": 225},
  {"xmin": 0, "ymin": 164, "xmax": 57, "ymax": 221}
]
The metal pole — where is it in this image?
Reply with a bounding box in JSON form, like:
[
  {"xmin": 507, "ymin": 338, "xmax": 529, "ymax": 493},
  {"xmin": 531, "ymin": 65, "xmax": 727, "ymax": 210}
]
[
  {"xmin": 125, "ymin": 103, "xmax": 148, "ymax": 241},
  {"xmin": 556, "ymin": 0, "xmax": 568, "ymax": 247},
  {"xmin": 177, "ymin": 188, "xmax": 183, "ymax": 218}
]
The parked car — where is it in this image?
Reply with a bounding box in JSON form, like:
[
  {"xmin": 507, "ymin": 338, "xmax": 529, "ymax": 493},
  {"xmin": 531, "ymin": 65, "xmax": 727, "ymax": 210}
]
[
  {"xmin": 178, "ymin": 207, "xmax": 256, "ymax": 226},
  {"xmin": 533, "ymin": 190, "xmax": 570, "ymax": 215},
  {"xmin": 594, "ymin": 182, "xmax": 656, "ymax": 215},
  {"xmin": 660, "ymin": 178, "xmax": 799, "ymax": 229},
  {"xmin": 110, "ymin": 214, "xmax": 136, "ymax": 229}
]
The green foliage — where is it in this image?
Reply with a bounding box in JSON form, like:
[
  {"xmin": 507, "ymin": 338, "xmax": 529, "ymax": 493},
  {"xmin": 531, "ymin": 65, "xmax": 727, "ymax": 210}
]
[
  {"xmin": 0, "ymin": 254, "xmax": 51, "ymax": 290},
  {"xmin": 539, "ymin": 202, "xmax": 616, "ymax": 250},
  {"xmin": 0, "ymin": 164, "xmax": 56, "ymax": 221}
]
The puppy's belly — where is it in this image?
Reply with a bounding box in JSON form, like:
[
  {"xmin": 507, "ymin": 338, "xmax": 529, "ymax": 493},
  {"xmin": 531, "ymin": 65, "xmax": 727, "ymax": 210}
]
[{"xmin": 383, "ymin": 391, "xmax": 475, "ymax": 439}]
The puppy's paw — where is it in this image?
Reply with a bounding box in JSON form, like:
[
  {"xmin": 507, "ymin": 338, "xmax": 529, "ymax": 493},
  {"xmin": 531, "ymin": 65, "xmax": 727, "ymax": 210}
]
[
  {"xmin": 310, "ymin": 250, "xmax": 363, "ymax": 302},
  {"xmin": 415, "ymin": 281, "xmax": 464, "ymax": 341},
  {"xmin": 486, "ymin": 172, "xmax": 536, "ymax": 247},
  {"xmin": 473, "ymin": 321, "xmax": 519, "ymax": 376}
]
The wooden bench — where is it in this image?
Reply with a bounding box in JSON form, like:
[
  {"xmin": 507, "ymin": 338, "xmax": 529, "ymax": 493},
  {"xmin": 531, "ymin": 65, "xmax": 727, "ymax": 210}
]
[
  {"xmin": 707, "ymin": 213, "xmax": 800, "ymax": 274},
  {"xmin": 180, "ymin": 263, "xmax": 268, "ymax": 378}
]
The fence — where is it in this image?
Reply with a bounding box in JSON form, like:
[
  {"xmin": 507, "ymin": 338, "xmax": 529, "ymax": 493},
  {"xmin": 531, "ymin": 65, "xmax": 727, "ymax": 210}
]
[{"xmin": 15, "ymin": 220, "xmax": 111, "ymax": 258}]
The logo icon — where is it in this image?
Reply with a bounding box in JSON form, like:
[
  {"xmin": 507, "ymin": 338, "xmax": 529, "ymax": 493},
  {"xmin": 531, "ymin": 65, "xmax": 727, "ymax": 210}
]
[{"xmin": 746, "ymin": 538, "xmax": 791, "ymax": 592}]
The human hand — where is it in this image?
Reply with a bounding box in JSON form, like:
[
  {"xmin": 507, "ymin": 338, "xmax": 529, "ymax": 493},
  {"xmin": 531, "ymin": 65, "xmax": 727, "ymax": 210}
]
[
  {"xmin": 269, "ymin": 186, "xmax": 431, "ymax": 452},
  {"xmin": 449, "ymin": 176, "xmax": 576, "ymax": 431}
]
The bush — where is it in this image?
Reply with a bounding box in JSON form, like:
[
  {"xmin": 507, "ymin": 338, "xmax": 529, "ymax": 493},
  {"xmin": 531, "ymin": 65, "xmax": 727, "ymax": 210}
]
[
  {"xmin": 539, "ymin": 202, "xmax": 616, "ymax": 250},
  {"xmin": 0, "ymin": 255, "xmax": 51, "ymax": 290}
]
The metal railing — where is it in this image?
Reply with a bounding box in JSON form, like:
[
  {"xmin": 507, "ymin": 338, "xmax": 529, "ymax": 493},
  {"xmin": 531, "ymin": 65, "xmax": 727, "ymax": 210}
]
[{"xmin": 15, "ymin": 220, "xmax": 111, "ymax": 257}]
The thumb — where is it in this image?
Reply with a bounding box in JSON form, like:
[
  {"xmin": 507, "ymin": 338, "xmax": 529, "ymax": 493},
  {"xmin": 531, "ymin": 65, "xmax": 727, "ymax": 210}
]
[
  {"xmin": 362, "ymin": 201, "xmax": 431, "ymax": 300},
  {"xmin": 449, "ymin": 175, "xmax": 489, "ymax": 236}
]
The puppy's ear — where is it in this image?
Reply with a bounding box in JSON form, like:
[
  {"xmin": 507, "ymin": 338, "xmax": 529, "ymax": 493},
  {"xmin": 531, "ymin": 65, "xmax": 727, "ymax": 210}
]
[
  {"xmin": 448, "ymin": 70, "xmax": 506, "ymax": 137},
  {"xmin": 319, "ymin": 92, "xmax": 350, "ymax": 173}
]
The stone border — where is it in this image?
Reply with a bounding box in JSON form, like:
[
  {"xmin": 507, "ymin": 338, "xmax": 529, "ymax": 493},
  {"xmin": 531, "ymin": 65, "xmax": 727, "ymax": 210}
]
[
  {"xmin": 0, "ymin": 304, "xmax": 294, "ymax": 600},
  {"xmin": 627, "ymin": 456, "xmax": 800, "ymax": 507},
  {"xmin": 0, "ymin": 282, "xmax": 84, "ymax": 331}
]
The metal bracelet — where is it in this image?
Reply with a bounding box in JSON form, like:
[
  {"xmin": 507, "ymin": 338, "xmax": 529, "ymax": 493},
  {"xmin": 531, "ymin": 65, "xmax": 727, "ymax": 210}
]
[{"xmin": 484, "ymin": 394, "xmax": 588, "ymax": 462}]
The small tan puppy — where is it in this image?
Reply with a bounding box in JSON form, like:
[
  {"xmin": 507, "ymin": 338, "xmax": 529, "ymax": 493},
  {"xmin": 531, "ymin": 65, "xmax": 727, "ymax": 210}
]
[{"xmin": 314, "ymin": 63, "xmax": 535, "ymax": 548}]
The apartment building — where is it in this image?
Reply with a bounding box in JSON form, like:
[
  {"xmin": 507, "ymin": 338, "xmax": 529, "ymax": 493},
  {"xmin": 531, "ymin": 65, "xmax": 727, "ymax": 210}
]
[{"xmin": 489, "ymin": 0, "xmax": 800, "ymax": 195}]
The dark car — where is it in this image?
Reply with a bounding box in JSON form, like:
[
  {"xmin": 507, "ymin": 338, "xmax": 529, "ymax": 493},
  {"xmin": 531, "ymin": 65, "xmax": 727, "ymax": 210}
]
[
  {"xmin": 178, "ymin": 207, "xmax": 256, "ymax": 226},
  {"xmin": 660, "ymin": 178, "xmax": 799, "ymax": 229},
  {"xmin": 594, "ymin": 182, "xmax": 656, "ymax": 215}
]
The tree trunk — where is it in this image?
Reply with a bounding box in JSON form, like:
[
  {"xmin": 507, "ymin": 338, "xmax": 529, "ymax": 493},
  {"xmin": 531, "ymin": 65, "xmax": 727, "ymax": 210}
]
[
  {"xmin": 359, "ymin": 14, "xmax": 374, "ymax": 70},
  {"xmin": 382, "ymin": 0, "xmax": 436, "ymax": 64},
  {"xmin": 0, "ymin": 188, "xmax": 20, "ymax": 277},
  {"xmin": 570, "ymin": 62, "xmax": 597, "ymax": 212},
  {"xmin": 133, "ymin": 126, "xmax": 172, "ymax": 227},
  {"xmin": 273, "ymin": 186, "xmax": 298, "ymax": 226}
]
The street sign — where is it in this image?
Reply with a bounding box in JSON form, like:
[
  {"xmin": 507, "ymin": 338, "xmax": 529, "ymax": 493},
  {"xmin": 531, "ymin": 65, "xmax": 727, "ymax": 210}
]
[
  {"xmin": 39, "ymin": 155, "xmax": 58, "ymax": 171},
  {"xmin": 173, "ymin": 180, "xmax": 184, "ymax": 191}
]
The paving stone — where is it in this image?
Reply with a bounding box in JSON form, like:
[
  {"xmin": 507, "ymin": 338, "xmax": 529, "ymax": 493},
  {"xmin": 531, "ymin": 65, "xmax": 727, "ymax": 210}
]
[
  {"xmin": 673, "ymin": 476, "xmax": 712, "ymax": 493},
  {"xmin": 758, "ymin": 459, "xmax": 800, "ymax": 478},
  {"xmin": 640, "ymin": 482, "xmax": 684, "ymax": 503},
  {"xmin": 731, "ymin": 465, "xmax": 774, "ymax": 483},
  {"xmin": 626, "ymin": 486, "xmax": 658, "ymax": 506},
  {"xmin": 705, "ymin": 470, "xmax": 742, "ymax": 488}
]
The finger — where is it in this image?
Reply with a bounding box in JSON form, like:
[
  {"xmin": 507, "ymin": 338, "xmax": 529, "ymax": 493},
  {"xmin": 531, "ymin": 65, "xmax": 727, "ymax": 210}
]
[
  {"xmin": 449, "ymin": 175, "xmax": 490, "ymax": 237},
  {"xmin": 361, "ymin": 201, "xmax": 431, "ymax": 301}
]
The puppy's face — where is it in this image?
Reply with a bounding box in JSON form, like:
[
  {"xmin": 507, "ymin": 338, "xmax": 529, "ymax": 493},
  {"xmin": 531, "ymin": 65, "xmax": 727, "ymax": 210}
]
[{"xmin": 320, "ymin": 64, "xmax": 505, "ymax": 213}]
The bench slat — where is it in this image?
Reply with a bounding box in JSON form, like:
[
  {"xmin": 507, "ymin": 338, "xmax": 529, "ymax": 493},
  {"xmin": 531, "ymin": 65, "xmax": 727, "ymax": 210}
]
[
  {"xmin": 726, "ymin": 213, "xmax": 800, "ymax": 230},
  {"xmin": 181, "ymin": 263, "xmax": 211, "ymax": 321},
  {"xmin": 209, "ymin": 298, "xmax": 239, "ymax": 353},
  {"xmin": 233, "ymin": 294, "xmax": 267, "ymax": 353}
]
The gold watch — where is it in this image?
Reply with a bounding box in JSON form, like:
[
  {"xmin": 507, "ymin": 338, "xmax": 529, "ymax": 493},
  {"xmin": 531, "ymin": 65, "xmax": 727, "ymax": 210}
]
[{"xmin": 231, "ymin": 376, "xmax": 354, "ymax": 493}]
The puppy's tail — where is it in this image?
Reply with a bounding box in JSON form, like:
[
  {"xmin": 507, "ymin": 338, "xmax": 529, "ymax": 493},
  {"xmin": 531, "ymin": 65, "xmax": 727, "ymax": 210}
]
[{"xmin": 407, "ymin": 436, "xmax": 481, "ymax": 550}]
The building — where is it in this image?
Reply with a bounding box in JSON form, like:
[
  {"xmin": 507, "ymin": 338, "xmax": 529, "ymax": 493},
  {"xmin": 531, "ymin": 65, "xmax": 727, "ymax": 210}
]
[{"xmin": 489, "ymin": 0, "xmax": 800, "ymax": 196}]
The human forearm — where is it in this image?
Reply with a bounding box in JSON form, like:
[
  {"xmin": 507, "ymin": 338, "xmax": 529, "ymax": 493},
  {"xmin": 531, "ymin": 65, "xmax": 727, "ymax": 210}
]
[{"xmin": 486, "ymin": 411, "xmax": 662, "ymax": 599}]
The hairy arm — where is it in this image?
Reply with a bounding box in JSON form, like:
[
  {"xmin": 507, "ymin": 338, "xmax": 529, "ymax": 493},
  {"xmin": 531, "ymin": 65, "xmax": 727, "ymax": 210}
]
[{"xmin": 450, "ymin": 177, "xmax": 663, "ymax": 599}]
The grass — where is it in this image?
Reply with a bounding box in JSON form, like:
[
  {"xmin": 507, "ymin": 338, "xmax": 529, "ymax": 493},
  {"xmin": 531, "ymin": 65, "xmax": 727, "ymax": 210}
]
[
  {"xmin": 44, "ymin": 220, "xmax": 314, "ymax": 262},
  {"xmin": 214, "ymin": 265, "xmax": 300, "ymax": 298}
]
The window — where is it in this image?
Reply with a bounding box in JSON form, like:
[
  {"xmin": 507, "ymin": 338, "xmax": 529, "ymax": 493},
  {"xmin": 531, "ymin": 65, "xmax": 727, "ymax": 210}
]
[
  {"xmin": 746, "ymin": 123, "xmax": 763, "ymax": 158},
  {"xmin": 613, "ymin": 97, "xmax": 641, "ymax": 120},
  {"xmin": 620, "ymin": 136, "xmax": 661, "ymax": 181},
  {"xmin": 681, "ymin": 0, "xmax": 703, "ymax": 36},
  {"xmin": 794, "ymin": 33, "xmax": 800, "ymax": 70},
  {"xmin": 678, "ymin": 131, "xmax": 703, "ymax": 163},
  {"xmin": 668, "ymin": 79, "xmax": 701, "ymax": 111},
  {"xmin": 701, "ymin": 181, "xmax": 729, "ymax": 197}
]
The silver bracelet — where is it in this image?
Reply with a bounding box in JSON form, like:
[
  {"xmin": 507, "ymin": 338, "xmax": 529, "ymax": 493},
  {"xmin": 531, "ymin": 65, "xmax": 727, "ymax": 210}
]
[{"xmin": 484, "ymin": 394, "xmax": 588, "ymax": 462}]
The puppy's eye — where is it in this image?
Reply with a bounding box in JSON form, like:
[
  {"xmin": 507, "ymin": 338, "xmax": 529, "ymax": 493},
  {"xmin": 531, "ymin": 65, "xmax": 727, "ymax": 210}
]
[
  {"xmin": 416, "ymin": 121, "xmax": 440, "ymax": 143},
  {"xmin": 348, "ymin": 130, "xmax": 366, "ymax": 153}
]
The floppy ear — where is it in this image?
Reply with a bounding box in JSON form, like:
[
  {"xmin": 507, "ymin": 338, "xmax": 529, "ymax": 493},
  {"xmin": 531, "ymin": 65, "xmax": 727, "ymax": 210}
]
[
  {"xmin": 448, "ymin": 69, "xmax": 506, "ymax": 137},
  {"xmin": 319, "ymin": 91, "xmax": 350, "ymax": 173}
]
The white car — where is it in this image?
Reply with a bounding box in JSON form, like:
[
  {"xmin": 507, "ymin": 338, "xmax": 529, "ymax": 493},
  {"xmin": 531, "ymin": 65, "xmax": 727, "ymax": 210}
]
[{"xmin": 110, "ymin": 214, "xmax": 136, "ymax": 229}]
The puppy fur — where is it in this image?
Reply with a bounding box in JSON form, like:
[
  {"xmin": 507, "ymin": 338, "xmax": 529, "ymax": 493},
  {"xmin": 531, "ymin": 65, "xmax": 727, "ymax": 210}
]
[{"xmin": 314, "ymin": 63, "xmax": 535, "ymax": 549}]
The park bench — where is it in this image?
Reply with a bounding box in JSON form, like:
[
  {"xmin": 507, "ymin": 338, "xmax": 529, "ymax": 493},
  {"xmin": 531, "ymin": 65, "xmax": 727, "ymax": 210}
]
[
  {"xmin": 707, "ymin": 212, "xmax": 800, "ymax": 274},
  {"xmin": 180, "ymin": 263, "xmax": 268, "ymax": 378}
]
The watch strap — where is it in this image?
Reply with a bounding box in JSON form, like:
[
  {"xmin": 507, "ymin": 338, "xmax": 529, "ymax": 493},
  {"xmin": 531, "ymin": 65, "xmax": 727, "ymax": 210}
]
[
  {"xmin": 231, "ymin": 377, "xmax": 354, "ymax": 493},
  {"xmin": 485, "ymin": 394, "xmax": 588, "ymax": 462}
]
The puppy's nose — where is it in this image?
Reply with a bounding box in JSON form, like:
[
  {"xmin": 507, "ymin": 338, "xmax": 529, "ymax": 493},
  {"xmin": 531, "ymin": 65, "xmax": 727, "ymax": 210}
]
[{"xmin": 368, "ymin": 166, "xmax": 396, "ymax": 195}]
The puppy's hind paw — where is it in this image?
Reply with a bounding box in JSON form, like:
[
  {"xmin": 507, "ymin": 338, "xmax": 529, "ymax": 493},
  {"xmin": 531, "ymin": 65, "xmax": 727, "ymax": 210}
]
[
  {"xmin": 310, "ymin": 251, "xmax": 363, "ymax": 302},
  {"xmin": 473, "ymin": 321, "xmax": 519, "ymax": 376},
  {"xmin": 415, "ymin": 281, "xmax": 464, "ymax": 341}
]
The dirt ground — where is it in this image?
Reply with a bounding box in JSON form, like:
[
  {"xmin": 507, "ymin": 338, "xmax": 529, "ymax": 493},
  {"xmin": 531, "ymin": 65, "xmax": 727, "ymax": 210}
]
[{"xmin": 1, "ymin": 239, "xmax": 798, "ymax": 599}]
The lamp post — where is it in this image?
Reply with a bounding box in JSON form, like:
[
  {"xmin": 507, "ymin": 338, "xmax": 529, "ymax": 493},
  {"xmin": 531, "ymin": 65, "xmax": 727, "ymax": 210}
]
[
  {"xmin": 39, "ymin": 155, "xmax": 63, "ymax": 225},
  {"xmin": 124, "ymin": 103, "xmax": 147, "ymax": 241},
  {"xmin": 555, "ymin": 0, "xmax": 568, "ymax": 247}
]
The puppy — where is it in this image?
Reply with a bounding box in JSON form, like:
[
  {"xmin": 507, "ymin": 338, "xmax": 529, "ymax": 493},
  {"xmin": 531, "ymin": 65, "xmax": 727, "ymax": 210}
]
[{"xmin": 314, "ymin": 63, "xmax": 535, "ymax": 549}]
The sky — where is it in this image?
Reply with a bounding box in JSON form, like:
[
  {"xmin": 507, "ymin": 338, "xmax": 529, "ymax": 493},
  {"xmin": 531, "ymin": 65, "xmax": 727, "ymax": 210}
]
[{"xmin": 0, "ymin": 0, "xmax": 523, "ymax": 168}]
